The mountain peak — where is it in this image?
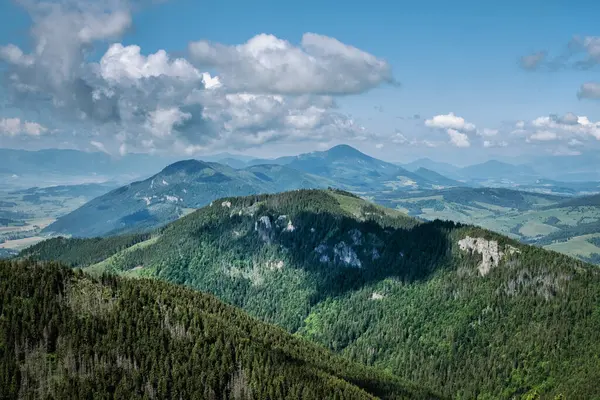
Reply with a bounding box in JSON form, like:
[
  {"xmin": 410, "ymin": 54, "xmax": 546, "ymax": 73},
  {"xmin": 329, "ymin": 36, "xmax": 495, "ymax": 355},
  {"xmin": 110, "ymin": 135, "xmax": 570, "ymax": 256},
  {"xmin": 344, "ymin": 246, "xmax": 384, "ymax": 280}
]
[
  {"xmin": 160, "ymin": 159, "xmax": 210, "ymax": 175},
  {"xmin": 325, "ymin": 144, "xmax": 371, "ymax": 159}
]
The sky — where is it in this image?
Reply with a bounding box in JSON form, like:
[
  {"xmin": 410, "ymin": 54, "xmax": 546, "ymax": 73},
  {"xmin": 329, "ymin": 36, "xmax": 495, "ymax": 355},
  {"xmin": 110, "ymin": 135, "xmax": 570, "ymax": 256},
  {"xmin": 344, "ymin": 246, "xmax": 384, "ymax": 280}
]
[{"xmin": 1, "ymin": 0, "xmax": 600, "ymax": 165}]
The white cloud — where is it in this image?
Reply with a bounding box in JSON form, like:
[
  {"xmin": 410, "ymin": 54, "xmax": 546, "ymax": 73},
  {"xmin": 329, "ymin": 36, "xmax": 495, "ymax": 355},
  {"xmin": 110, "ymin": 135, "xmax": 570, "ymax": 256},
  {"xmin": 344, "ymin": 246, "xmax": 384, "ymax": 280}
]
[
  {"xmin": 520, "ymin": 51, "xmax": 546, "ymax": 70},
  {"xmin": 0, "ymin": 117, "xmax": 47, "ymax": 136},
  {"xmin": 529, "ymin": 131, "xmax": 558, "ymax": 141},
  {"xmin": 375, "ymin": 143, "xmax": 384, "ymax": 149},
  {"xmin": 0, "ymin": 1, "xmax": 384, "ymax": 155},
  {"xmin": 90, "ymin": 140, "xmax": 109, "ymax": 153},
  {"xmin": 145, "ymin": 107, "xmax": 192, "ymax": 138},
  {"xmin": 528, "ymin": 113, "xmax": 600, "ymax": 141},
  {"xmin": 568, "ymin": 138, "xmax": 584, "ymax": 146},
  {"xmin": 188, "ymin": 33, "xmax": 395, "ymax": 95},
  {"xmin": 483, "ymin": 140, "xmax": 508, "ymax": 148},
  {"xmin": 0, "ymin": 44, "xmax": 35, "ymax": 66},
  {"xmin": 578, "ymin": 82, "xmax": 600, "ymax": 99},
  {"xmin": 425, "ymin": 112, "xmax": 476, "ymax": 132},
  {"xmin": 447, "ymin": 128, "xmax": 470, "ymax": 147},
  {"xmin": 479, "ymin": 128, "xmax": 498, "ymax": 137},
  {"xmin": 100, "ymin": 43, "xmax": 201, "ymax": 85},
  {"xmin": 391, "ymin": 131, "xmax": 409, "ymax": 144}
]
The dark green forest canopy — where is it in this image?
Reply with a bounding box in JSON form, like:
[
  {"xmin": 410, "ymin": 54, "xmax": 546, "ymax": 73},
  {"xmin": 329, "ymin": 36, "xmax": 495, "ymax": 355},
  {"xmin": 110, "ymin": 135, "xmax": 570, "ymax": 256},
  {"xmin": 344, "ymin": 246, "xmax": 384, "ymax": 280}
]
[
  {"xmin": 0, "ymin": 260, "xmax": 437, "ymax": 400},
  {"xmin": 18, "ymin": 189, "xmax": 600, "ymax": 399}
]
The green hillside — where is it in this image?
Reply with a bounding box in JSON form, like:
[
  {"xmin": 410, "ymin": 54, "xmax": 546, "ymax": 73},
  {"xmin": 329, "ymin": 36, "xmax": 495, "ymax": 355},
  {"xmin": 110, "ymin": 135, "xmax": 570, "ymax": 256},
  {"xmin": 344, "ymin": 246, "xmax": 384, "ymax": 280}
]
[
  {"xmin": 22, "ymin": 189, "xmax": 600, "ymax": 399},
  {"xmin": 0, "ymin": 259, "xmax": 436, "ymax": 400}
]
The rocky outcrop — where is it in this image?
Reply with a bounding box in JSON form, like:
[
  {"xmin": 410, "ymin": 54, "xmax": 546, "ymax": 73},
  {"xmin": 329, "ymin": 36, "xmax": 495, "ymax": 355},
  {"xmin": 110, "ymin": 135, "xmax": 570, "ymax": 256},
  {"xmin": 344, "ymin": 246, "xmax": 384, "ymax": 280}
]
[
  {"xmin": 275, "ymin": 215, "xmax": 295, "ymax": 232},
  {"xmin": 458, "ymin": 236, "xmax": 519, "ymax": 276},
  {"xmin": 254, "ymin": 216, "xmax": 272, "ymax": 243},
  {"xmin": 334, "ymin": 241, "xmax": 362, "ymax": 268},
  {"xmin": 371, "ymin": 292, "xmax": 385, "ymax": 300},
  {"xmin": 349, "ymin": 229, "xmax": 363, "ymax": 246}
]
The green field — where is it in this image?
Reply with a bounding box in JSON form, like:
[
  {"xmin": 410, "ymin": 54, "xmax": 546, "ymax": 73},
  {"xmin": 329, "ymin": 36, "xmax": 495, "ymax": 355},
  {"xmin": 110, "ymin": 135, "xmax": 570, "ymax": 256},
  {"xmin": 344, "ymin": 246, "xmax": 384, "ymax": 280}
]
[{"xmin": 374, "ymin": 188, "xmax": 600, "ymax": 264}]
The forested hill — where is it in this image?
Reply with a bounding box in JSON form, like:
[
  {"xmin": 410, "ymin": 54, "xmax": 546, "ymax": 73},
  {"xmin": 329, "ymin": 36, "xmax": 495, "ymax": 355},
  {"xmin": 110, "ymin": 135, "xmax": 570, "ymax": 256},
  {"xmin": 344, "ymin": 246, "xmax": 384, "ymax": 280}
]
[
  {"xmin": 0, "ymin": 260, "xmax": 437, "ymax": 400},
  {"xmin": 21, "ymin": 189, "xmax": 600, "ymax": 399}
]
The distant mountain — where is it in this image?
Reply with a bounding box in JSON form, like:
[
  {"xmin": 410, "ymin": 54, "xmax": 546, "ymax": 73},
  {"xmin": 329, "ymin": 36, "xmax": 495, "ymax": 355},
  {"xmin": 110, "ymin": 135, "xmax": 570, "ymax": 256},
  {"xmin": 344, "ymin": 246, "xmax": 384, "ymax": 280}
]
[
  {"xmin": 401, "ymin": 158, "xmax": 462, "ymax": 178},
  {"xmin": 199, "ymin": 152, "xmax": 257, "ymax": 163},
  {"xmin": 525, "ymin": 152, "xmax": 600, "ymax": 182},
  {"xmin": 1, "ymin": 259, "xmax": 433, "ymax": 400},
  {"xmin": 412, "ymin": 167, "xmax": 464, "ymax": 187},
  {"xmin": 24, "ymin": 189, "xmax": 600, "ymax": 399},
  {"xmin": 272, "ymin": 145, "xmax": 433, "ymax": 191},
  {"xmin": 43, "ymin": 160, "xmax": 330, "ymax": 237},
  {"xmin": 460, "ymin": 160, "xmax": 539, "ymax": 182},
  {"xmin": 0, "ymin": 148, "xmax": 176, "ymax": 188},
  {"xmin": 215, "ymin": 157, "xmax": 248, "ymax": 169},
  {"xmin": 247, "ymin": 155, "xmax": 296, "ymax": 166}
]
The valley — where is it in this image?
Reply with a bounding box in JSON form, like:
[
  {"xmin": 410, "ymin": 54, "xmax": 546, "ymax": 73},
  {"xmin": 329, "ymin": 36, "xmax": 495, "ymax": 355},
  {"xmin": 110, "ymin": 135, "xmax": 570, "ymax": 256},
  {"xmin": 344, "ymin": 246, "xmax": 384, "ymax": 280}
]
[
  {"xmin": 0, "ymin": 183, "xmax": 116, "ymax": 256},
  {"xmin": 374, "ymin": 188, "xmax": 600, "ymax": 264}
]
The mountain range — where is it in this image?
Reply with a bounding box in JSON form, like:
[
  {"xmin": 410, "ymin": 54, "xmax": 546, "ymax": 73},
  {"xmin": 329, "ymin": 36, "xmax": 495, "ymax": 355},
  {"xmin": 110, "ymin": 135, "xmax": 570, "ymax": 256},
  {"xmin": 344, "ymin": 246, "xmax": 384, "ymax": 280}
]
[
  {"xmin": 22, "ymin": 189, "xmax": 600, "ymax": 399},
  {"xmin": 44, "ymin": 160, "xmax": 333, "ymax": 237},
  {"xmin": 42, "ymin": 145, "xmax": 462, "ymax": 238}
]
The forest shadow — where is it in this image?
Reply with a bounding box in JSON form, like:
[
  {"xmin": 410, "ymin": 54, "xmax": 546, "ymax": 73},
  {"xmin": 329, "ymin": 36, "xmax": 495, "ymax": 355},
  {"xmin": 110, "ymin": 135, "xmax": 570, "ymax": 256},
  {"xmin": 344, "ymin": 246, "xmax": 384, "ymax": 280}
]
[{"xmin": 227, "ymin": 207, "xmax": 457, "ymax": 302}]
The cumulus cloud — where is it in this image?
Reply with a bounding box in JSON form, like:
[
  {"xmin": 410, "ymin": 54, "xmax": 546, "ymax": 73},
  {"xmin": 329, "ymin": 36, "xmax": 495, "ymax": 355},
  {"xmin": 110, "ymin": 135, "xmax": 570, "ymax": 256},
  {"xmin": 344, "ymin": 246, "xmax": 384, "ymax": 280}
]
[
  {"xmin": 483, "ymin": 140, "xmax": 508, "ymax": 148},
  {"xmin": 0, "ymin": 44, "xmax": 35, "ymax": 66},
  {"xmin": 0, "ymin": 117, "xmax": 47, "ymax": 136},
  {"xmin": 0, "ymin": 1, "xmax": 390, "ymax": 155},
  {"xmin": 528, "ymin": 131, "xmax": 558, "ymax": 141},
  {"xmin": 424, "ymin": 112, "xmax": 477, "ymax": 147},
  {"xmin": 519, "ymin": 113, "xmax": 600, "ymax": 143},
  {"xmin": 99, "ymin": 43, "xmax": 202, "ymax": 84},
  {"xmin": 479, "ymin": 128, "xmax": 498, "ymax": 137},
  {"xmin": 520, "ymin": 51, "xmax": 546, "ymax": 70},
  {"xmin": 188, "ymin": 33, "xmax": 396, "ymax": 95},
  {"xmin": 578, "ymin": 82, "xmax": 600, "ymax": 99},
  {"xmin": 447, "ymin": 128, "xmax": 470, "ymax": 147},
  {"xmin": 425, "ymin": 112, "xmax": 476, "ymax": 132}
]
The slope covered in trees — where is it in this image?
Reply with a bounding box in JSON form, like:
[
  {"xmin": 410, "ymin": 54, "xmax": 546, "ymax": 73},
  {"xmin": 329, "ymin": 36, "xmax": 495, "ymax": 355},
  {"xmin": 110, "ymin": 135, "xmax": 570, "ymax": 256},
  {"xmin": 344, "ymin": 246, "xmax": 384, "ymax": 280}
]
[
  {"xmin": 21, "ymin": 189, "xmax": 600, "ymax": 399},
  {"xmin": 0, "ymin": 259, "xmax": 436, "ymax": 400}
]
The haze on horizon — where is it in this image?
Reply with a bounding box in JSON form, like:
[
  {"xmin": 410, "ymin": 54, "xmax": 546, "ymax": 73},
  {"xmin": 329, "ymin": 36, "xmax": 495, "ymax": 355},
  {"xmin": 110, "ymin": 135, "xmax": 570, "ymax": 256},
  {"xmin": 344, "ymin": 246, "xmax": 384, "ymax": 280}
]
[{"xmin": 1, "ymin": 0, "xmax": 600, "ymax": 165}]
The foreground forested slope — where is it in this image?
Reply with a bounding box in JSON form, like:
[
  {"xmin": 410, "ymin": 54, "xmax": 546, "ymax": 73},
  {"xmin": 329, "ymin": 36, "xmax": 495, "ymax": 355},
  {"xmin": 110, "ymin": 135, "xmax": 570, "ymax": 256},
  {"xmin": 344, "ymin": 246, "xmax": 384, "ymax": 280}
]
[
  {"xmin": 22, "ymin": 189, "xmax": 600, "ymax": 399},
  {"xmin": 0, "ymin": 259, "xmax": 436, "ymax": 400}
]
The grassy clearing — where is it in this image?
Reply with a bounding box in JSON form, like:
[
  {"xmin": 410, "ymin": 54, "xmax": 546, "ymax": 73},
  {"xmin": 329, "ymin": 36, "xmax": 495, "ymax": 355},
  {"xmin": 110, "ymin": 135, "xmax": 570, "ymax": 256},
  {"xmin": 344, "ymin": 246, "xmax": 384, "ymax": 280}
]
[
  {"xmin": 544, "ymin": 233, "xmax": 600, "ymax": 258},
  {"xmin": 84, "ymin": 236, "xmax": 160, "ymax": 276},
  {"xmin": 0, "ymin": 236, "xmax": 48, "ymax": 250},
  {"xmin": 518, "ymin": 220, "xmax": 560, "ymax": 237}
]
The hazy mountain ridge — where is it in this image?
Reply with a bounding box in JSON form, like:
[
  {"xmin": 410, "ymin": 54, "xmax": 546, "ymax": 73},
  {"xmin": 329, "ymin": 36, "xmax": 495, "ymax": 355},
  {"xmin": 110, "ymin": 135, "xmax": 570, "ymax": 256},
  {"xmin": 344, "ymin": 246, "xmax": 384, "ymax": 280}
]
[{"xmin": 43, "ymin": 160, "xmax": 333, "ymax": 237}]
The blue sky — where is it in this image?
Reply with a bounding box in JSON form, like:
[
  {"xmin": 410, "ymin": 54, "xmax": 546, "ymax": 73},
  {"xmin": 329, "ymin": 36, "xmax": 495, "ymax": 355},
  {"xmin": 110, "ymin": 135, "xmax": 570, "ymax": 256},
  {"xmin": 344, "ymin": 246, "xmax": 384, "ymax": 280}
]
[{"xmin": 1, "ymin": 0, "xmax": 600, "ymax": 164}]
